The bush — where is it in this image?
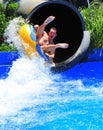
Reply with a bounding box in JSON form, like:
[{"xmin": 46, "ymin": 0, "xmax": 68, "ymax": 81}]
[
  {"xmin": 5, "ymin": 1, "xmax": 19, "ymax": 21},
  {"xmin": 0, "ymin": 3, "xmax": 6, "ymax": 37},
  {"xmin": 0, "ymin": 43, "xmax": 17, "ymax": 52},
  {"xmin": 79, "ymin": 1, "xmax": 103, "ymax": 49},
  {"xmin": 0, "ymin": 0, "xmax": 19, "ymax": 51}
]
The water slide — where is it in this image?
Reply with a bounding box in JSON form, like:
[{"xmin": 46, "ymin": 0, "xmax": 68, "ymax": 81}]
[
  {"xmin": 17, "ymin": 0, "xmax": 47, "ymax": 15},
  {"xmin": 0, "ymin": 0, "xmax": 90, "ymax": 72},
  {"xmin": 19, "ymin": 1, "xmax": 90, "ymax": 72}
]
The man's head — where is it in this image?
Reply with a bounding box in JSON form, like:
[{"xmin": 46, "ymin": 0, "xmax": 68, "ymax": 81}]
[{"xmin": 48, "ymin": 27, "xmax": 57, "ymax": 40}]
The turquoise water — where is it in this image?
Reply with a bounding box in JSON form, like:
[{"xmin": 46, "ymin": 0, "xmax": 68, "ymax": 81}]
[
  {"xmin": 0, "ymin": 60, "xmax": 103, "ymax": 130},
  {"xmin": 0, "ymin": 17, "xmax": 103, "ymax": 130}
]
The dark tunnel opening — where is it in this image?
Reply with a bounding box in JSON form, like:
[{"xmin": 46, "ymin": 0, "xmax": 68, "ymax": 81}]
[{"xmin": 26, "ymin": 1, "xmax": 85, "ymax": 63}]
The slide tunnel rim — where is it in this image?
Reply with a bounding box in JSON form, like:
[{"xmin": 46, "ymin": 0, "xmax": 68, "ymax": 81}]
[
  {"xmin": 51, "ymin": 31, "xmax": 90, "ymax": 72},
  {"xmin": 26, "ymin": 0, "xmax": 85, "ymax": 31},
  {"xmin": 26, "ymin": 1, "xmax": 90, "ymax": 72}
]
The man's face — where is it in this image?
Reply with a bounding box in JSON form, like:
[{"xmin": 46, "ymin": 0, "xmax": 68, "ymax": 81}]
[{"xmin": 48, "ymin": 28, "xmax": 57, "ymax": 40}]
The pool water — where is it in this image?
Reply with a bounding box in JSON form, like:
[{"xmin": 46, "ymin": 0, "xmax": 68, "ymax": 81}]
[
  {"xmin": 0, "ymin": 17, "xmax": 103, "ymax": 130},
  {"xmin": 0, "ymin": 59, "xmax": 103, "ymax": 130}
]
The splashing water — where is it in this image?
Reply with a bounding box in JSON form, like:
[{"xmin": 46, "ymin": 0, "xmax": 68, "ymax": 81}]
[
  {"xmin": 3, "ymin": 17, "xmax": 25, "ymax": 56},
  {"xmin": 0, "ymin": 17, "xmax": 63, "ymax": 129},
  {"xmin": 0, "ymin": 17, "xmax": 103, "ymax": 130}
]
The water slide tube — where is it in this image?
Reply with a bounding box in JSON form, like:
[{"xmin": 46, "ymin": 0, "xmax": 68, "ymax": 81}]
[
  {"xmin": 15, "ymin": 0, "xmax": 47, "ymax": 15},
  {"xmin": 24, "ymin": 1, "xmax": 90, "ymax": 72}
]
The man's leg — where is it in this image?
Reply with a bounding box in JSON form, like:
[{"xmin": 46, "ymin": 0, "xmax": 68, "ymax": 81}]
[
  {"xmin": 41, "ymin": 43, "xmax": 69, "ymax": 62},
  {"xmin": 56, "ymin": 43, "xmax": 69, "ymax": 48},
  {"xmin": 41, "ymin": 43, "xmax": 69, "ymax": 53}
]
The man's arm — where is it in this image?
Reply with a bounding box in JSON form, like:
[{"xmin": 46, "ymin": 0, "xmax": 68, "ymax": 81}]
[{"xmin": 36, "ymin": 16, "xmax": 55, "ymax": 40}]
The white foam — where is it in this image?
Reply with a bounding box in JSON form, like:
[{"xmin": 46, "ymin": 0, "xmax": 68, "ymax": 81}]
[{"xmin": 0, "ymin": 17, "xmax": 102, "ymax": 129}]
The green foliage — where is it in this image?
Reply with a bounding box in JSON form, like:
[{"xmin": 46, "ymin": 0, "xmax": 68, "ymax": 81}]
[
  {"xmin": 0, "ymin": 3, "xmax": 6, "ymax": 37},
  {"xmin": 79, "ymin": 1, "xmax": 103, "ymax": 49},
  {"xmin": 0, "ymin": 43, "xmax": 17, "ymax": 52},
  {"xmin": 0, "ymin": 1, "xmax": 19, "ymax": 51},
  {"xmin": 5, "ymin": 1, "xmax": 19, "ymax": 21},
  {"xmin": 0, "ymin": 1, "xmax": 19, "ymax": 35}
]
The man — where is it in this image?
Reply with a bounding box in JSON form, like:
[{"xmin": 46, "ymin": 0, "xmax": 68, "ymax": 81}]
[{"xmin": 34, "ymin": 16, "xmax": 69, "ymax": 61}]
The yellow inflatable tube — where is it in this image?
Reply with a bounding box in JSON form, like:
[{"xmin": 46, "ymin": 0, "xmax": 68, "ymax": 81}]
[
  {"xmin": 19, "ymin": 24, "xmax": 50, "ymax": 62},
  {"xmin": 19, "ymin": 24, "xmax": 37, "ymax": 58}
]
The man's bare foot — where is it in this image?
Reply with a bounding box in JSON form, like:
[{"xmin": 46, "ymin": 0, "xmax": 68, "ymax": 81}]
[
  {"xmin": 57, "ymin": 43, "xmax": 69, "ymax": 49},
  {"xmin": 44, "ymin": 16, "xmax": 55, "ymax": 25}
]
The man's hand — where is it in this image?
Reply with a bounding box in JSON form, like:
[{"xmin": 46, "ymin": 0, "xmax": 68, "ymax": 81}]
[{"xmin": 44, "ymin": 16, "xmax": 55, "ymax": 25}]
